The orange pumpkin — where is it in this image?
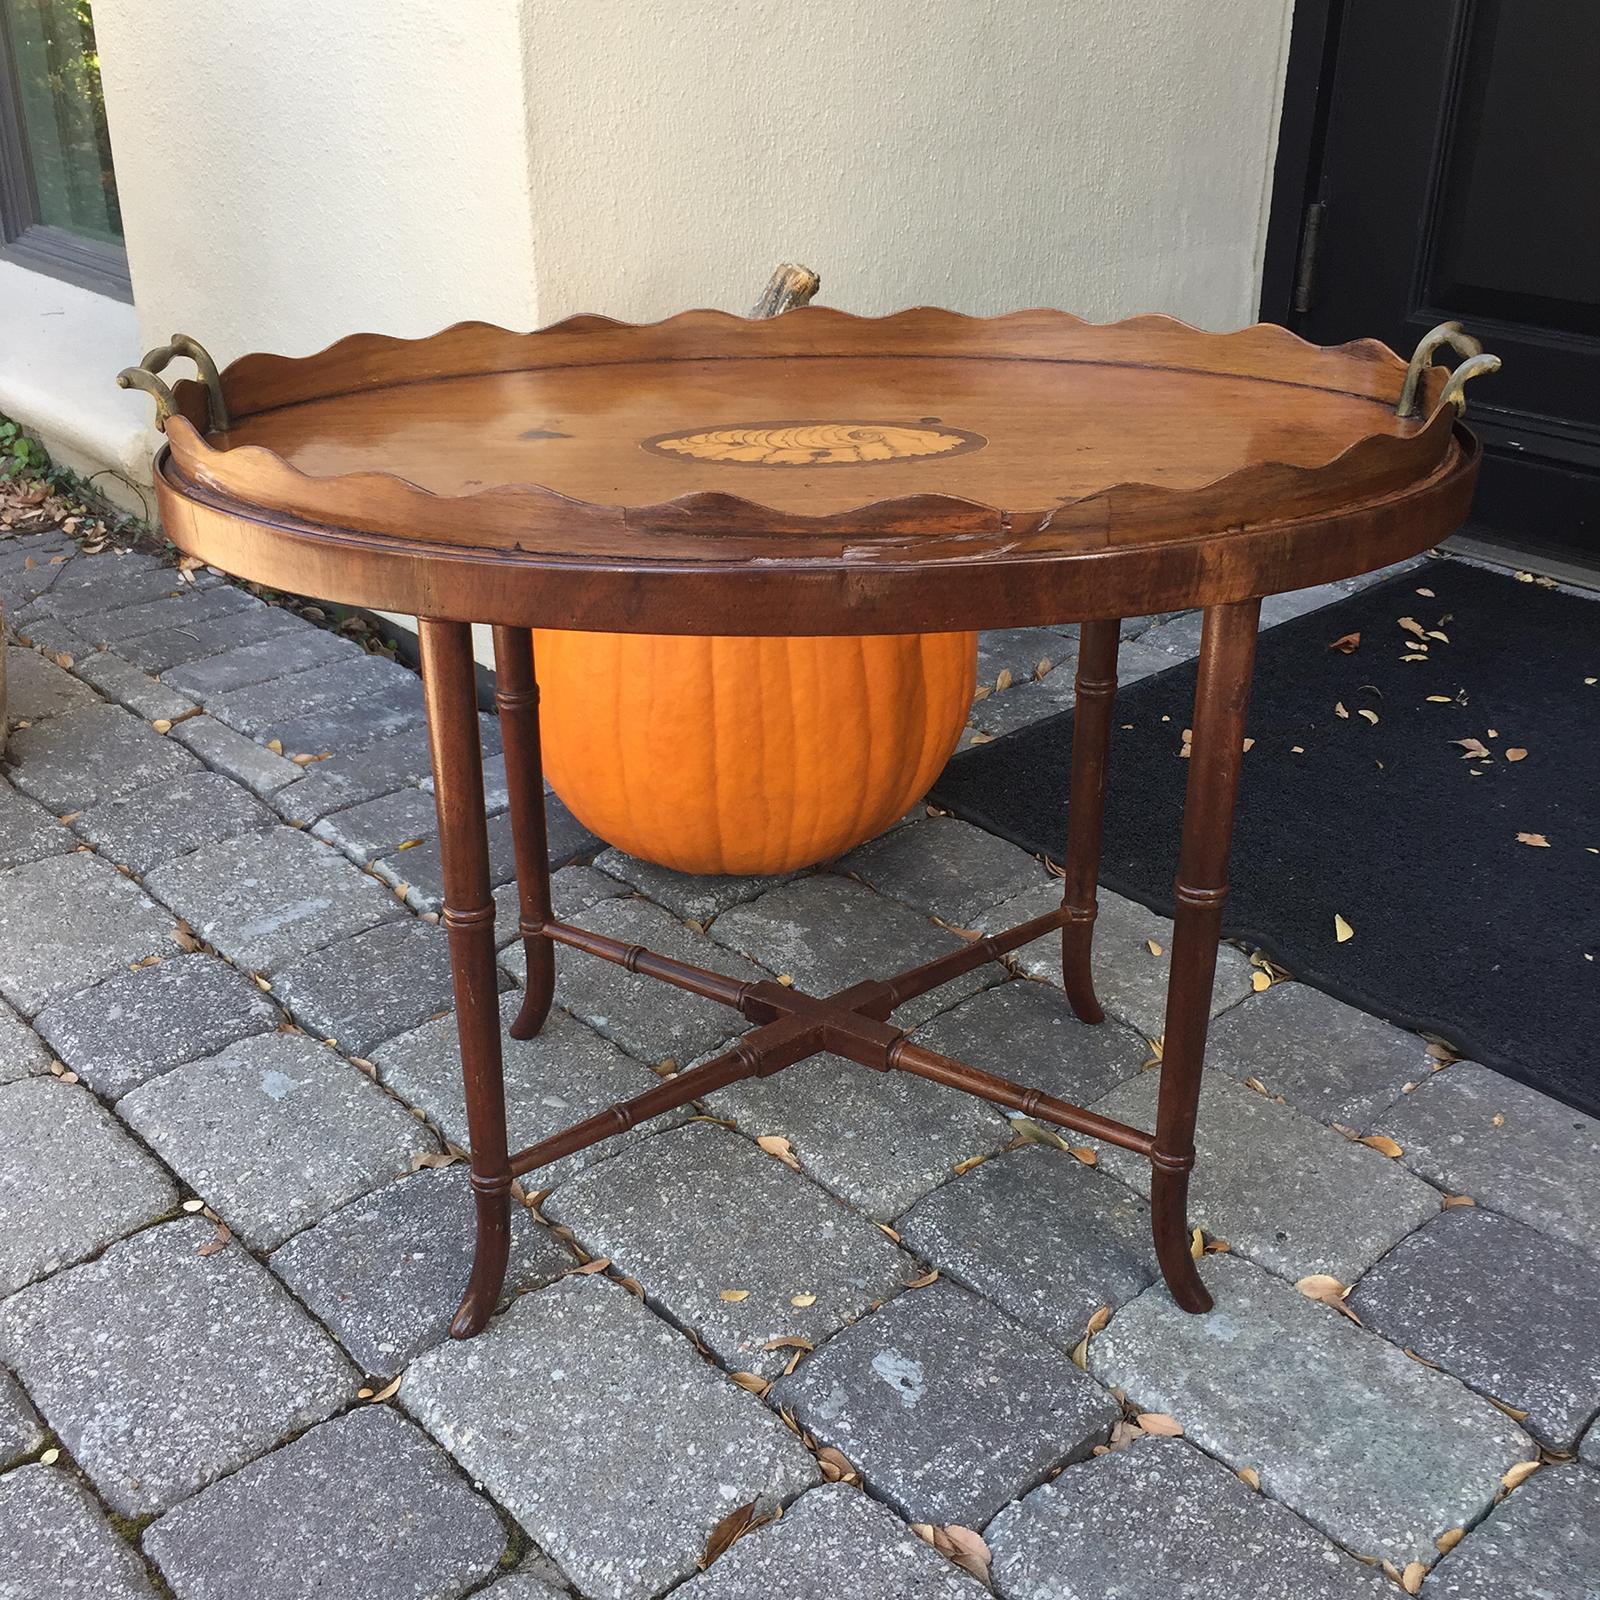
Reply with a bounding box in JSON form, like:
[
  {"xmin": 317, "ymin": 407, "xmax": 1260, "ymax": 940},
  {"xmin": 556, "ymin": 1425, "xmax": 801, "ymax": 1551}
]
[{"xmin": 534, "ymin": 631, "xmax": 977, "ymax": 875}]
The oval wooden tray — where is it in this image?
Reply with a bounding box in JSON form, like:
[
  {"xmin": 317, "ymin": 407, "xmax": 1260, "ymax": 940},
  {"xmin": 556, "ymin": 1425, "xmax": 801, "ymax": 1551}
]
[{"xmin": 150, "ymin": 308, "xmax": 1481, "ymax": 633}]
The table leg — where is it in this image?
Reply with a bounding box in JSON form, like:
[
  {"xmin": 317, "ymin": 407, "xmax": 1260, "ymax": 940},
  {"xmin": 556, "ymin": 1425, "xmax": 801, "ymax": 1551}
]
[
  {"xmin": 492, "ymin": 626, "xmax": 556, "ymax": 1041},
  {"xmin": 1060, "ymin": 618, "xmax": 1120, "ymax": 1022},
  {"xmin": 1150, "ymin": 598, "xmax": 1260, "ymax": 1313},
  {"xmin": 418, "ymin": 619, "xmax": 513, "ymax": 1339}
]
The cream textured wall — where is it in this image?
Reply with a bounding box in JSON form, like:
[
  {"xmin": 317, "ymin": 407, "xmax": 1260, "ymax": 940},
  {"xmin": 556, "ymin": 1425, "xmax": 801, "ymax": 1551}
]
[
  {"xmin": 92, "ymin": 0, "xmax": 542, "ymax": 365},
  {"xmin": 520, "ymin": 0, "xmax": 1296, "ymax": 327}
]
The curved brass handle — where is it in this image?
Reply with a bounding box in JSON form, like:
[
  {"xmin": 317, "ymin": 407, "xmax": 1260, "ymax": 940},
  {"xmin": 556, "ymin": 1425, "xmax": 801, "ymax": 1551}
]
[
  {"xmin": 1397, "ymin": 321, "xmax": 1499, "ymax": 418},
  {"xmin": 117, "ymin": 333, "xmax": 230, "ymax": 432}
]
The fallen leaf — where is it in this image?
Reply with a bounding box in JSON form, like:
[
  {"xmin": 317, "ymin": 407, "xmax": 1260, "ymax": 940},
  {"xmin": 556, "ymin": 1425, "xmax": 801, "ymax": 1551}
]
[
  {"xmin": 940, "ymin": 1525, "xmax": 992, "ymax": 1584},
  {"xmin": 1357, "ymin": 708, "xmax": 1379, "ymax": 725},
  {"xmin": 1401, "ymin": 1560, "xmax": 1426, "ymax": 1594},
  {"xmin": 815, "ymin": 1446, "xmax": 860, "ymax": 1485},
  {"xmin": 790, "ymin": 1293, "xmax": 817, "ymax": 1307},
  {"xmin": 1137, "ymin": 1413, "xmax": 1184, "ymax": 1437},
  {"xmin": 39, "ymin": 1447, "xmax": 60, "ymax": 1465},
  {"xmin": 1515, "ymin": 832, "xmax": 1550, "ymax": 848},
  {"xmin": 730, "ymin": 1371, "xmax": 772, "ymax": 1398},
  {"xmin": 1426, "ymin": 694, "xmax": 1454, "ymax": 703},
  {"xmin": 196, "ymin": 1220, "xmax": 232, "ymax": 1258},
  {"xmin": 569, "ymin": 1256, "xmax": 612, "ymax": 1275},
  {"xmin": 719, "ymin": 1288, "xmax": 750, "ymax": 1302},
  {"xmin": 1251, "ymin": 970, "xmax": 1271, "ymax": 992},
  {"xmin": 1238, "ymin": 1466, "xmax": 1261, "ymax": 1491},
  {"xmin": 1398, "ymin": 617, "xmax": 1428, "ymax": 638},
  {"xmin": 1358, "ymin": 1134, "xmax": 1404, "ymax": 1158},
  {"xmin": 1328, "ymin": 632, "xmax": 1361, "ymax": 653},
  {"xmin": 1453, "ymin": 737, "xmax": 1492, "ymax": 759},
  {"xmin": 1334, "ymin": 701, "xmax": 1350, "ymax": 719},
  {"xmin": 1145, "ymin": 938, "xmax": 1164, "ymax": 957},
  {"xmin": 265, "ymin": 738, "xmax": 284, "ymax": 754},
  {"xmin": 905, "ymin": 1270, "xmax": 940, "ymax": 1288},
  {"xmin": 701, "ymin": 1501, "xmax": 761, "ymax": 1568},
  {"xmin": 1189, "ymin": 1226, "xmax": 1205, "ymax": 1260},
  {"xmin": 1069, "ymin": 1334, "xmax": 1089, "ymax": 1370},
  {"xmin": 994, "ymin": 668, "xmax": 1013, "ymax": 693},
  {"xmin": 1334, "ymin": 914, "xmax": 1354, "ymax": 943},
  {"xmin": 1502, "ymin": 1459, "xmax": 1540, "ymax": 1491},
  {"xmin": 1489, "ymin": 1396, "xmax": 1530, "ymax": 1421},
  {"xmin": 1086, "ymin": 1304, "xmax": 1111, "ymax": 1336},
  {"xmin": 1436, "ymin": 1528, "xmax": 1465, "ymax": 1554},
  {"xmin": 756, "ymin": 1134, "xmax": 801, "ymax": 1171},
  {"xmin": 365, "ymin": 1375, "xmax": 402, "ymax": 1403},
  {"xmin": 1505, "ymin": 748, "xmax": 1527, "ymax": 762},
  {"xmin": 1416, "ymin": 587, "xmax": 1435, "ymax": 597},
  {"xmin": 1243, "ymin": 1076, "xmax": 1268, "ymax": 1094},
  {"xmin": 1441, "ymin": 1193, "xmax": 1477, "ymax": 1208},
  {"xmin": 1295, "ymin": 1273, "xmax": 1361, "ymax": 1323},
  {"xmin": 150, "ymin": 717, "xmax": 173, "ymax": 734},
  {"xmin": 1068, "ymin": 1146, "xmax": 1097, "ymax": 1166},
  {"xmin": 1492, "ymin": 1112, "xmax": 1506, "ymax": 1126}
]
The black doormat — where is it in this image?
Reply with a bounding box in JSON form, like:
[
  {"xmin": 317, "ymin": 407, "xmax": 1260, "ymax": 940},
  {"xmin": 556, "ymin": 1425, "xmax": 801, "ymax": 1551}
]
[{"xmin": 933, "ymin": 559, "xmax": 1600, "ymax": 1117}]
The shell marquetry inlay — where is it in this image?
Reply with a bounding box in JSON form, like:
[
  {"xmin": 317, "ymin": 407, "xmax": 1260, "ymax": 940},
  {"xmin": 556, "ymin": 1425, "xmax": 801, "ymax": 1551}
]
[{"xmin": 641, "ymin": 421, "xmax": 986, "ymax": 466}]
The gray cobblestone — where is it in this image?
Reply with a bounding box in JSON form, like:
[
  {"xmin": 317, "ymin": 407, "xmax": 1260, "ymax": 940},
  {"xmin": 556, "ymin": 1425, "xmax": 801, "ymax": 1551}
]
[
  {"xmin": 495, "ymin": 861, "xmax": 629, "ymax": 946},
  {"xmin": 206, "ymin": 652, "xmax": 417, "ymax": 738},
  {"xmin": 0, "ymin": 852, "xmax": 173, "ymax": 1014},
  {"xmin": 9, "ymin": 613, "xmax": 90, "ymax": 658},
  {"xmin": 162, "ymin": 625, "xmax": 362, "ymax": 698},
  {"xmin": 1375, "ymin": 1062, "xmax": 1600, "ymax": 1258},
  {"xmin": 593, "ymin": 845, "xmax": 794, "ymax": 923},
  {"xmin": 837, "ymin": 815, "xmax": 1048, "ymax": 925},
  {"xmin": 0, "ymin": 1365, "xmax": 45, "ymax": 1466},
  {"xmin": 71, "ymin": 650, "xmax": 198, "ymax": 721},
  {"xmin": 145, "ymin": 826, "xmax": 404, "ymax": 974},
  {"xmin": 6, "ymin": 700, "xmax": 200, "ymax": 810},
  {"xmin": 263, "ymin": 677, "xmax": 429, "ymax": 757},
  {"xmin": 33, "ymin": 951, "xmax": 278, "ymax": 1098},
  {"xmin": 0, "ymin": 1216, "xmax": 356, "ymax": 1515},
  {"xmin": 312, "ymin": 785, "xmax": 442, "ymax": 863},
  {"xmin": 169, "ymin": 711, "xmax": 306, "ymax": 795},
  {"xmin": 0, "ymin": 774, "xmax": 73, "ymax": 871},
  {"xmin": 0, "ymin": 996, "xmax": 49, "ymax": 1084},
  {"xmin": 1087, "ymin": 1071, "xmax": 1440, "ymax": 1283},
  {"xmin": 975, "ymin": 626, "xmax": 1077, "ymax": 692},
  {"xmin": 3, "ymin": 643, "xmax": 99, "ymax": 719},
  {"xmin": 119, "ymin": 1031, "xmax": 429, "ymax": 1249},
  {"xmin": 1348, "ymin": 1207, "xmax": 1600, "ymax": 1451},
  {"xmin": 270, "ymin": 1166, "xmax": 572, "ymax": 1373},
  {"xmin": 0, "ymin": 1465, "xmax": 158, "ymax": 1599},
  {"xmin": 374, "ymin": 994, "xmax": 668, "ymax": 1182},
  {"xmin": 402, "ymin": 1274, "xmax": 818, "ymax": 1600},
  {"xmin": 773, "ymin": 1279, "xmax": 1119, "ymax": 1527},
  {"xmin": 1090, "ymin": 1253, "xmax": 1536, "ymax": 1568},
  {"xmin": 712, "ymin": 873, "xmax": 995, "ymax": 1030},
  {"xmin": 143, "ymin": 1406, "xmax": 506, "ymax": 1600},
  {"xmin": 549, "ymin": 1122, "xmax": 912, "ymax": 1375},
  {"xmin": 274, "ymin": 917, "xmax": 475, "ymax": 1056},
  {"xmin": 1205, "ymin": 980, "xmax": 1435, "ymax": 1126},
  {"xmin": 26, "ymin": 558, "xmax": 187, "ymax": 621},
  {"xmin": 897, "ymin": 1145, "xmax": 1156, "ymax": 1345},
  {"xmin": 0, "ymin": 1075, "xmax": 178, "ymax": 1292},
  {"xmin": 73, "ymin": 769, "xmax": 276, "ymax": 874},
  {"xmin": 678, "ymin": 1483, "xmax": 986, "ymax": 1598},
  {"xmin": 966, "ymin": 670, "xmax": 1081, "ymax": 738},
  {"xmin": 93, "ymin": 582, "xmax": 257, "ymax": 644},
  {"xmin": 987, "ymin": 1436, "xmax": 1394, "ymax": 1600},
  {"xmin": 119, "ymin": 601, "xmax": 310, "ymax": 675}
]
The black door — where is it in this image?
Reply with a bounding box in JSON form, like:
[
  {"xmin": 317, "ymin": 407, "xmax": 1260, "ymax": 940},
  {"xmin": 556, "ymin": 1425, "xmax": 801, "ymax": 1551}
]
[{"xmin": 1264, "ymin": 0, "xmax": 1600, "ymax": 572}]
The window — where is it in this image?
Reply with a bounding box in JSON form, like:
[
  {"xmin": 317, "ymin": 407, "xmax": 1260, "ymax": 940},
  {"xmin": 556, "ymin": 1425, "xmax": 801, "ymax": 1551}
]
[{"xmin": 0, "ymin": 0, "xmax": 129, "ymax": 298}]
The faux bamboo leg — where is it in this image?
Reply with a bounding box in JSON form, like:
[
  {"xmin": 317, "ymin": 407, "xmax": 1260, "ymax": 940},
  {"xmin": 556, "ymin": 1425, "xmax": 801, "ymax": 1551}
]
[
  {"xmin": 492, "ymin": 626, "xmax": 556, "ymax": 1040},
  {"xmin": 1150, "ymin": 599, "xmax": 1260, "ymax": 1314},
  {"xmin": 1060, "ymin": 618, "xmax": 1120, "ymax": 1022},
  {"xmin": 419, "ymin": 619, "xmax": 513, "ymax": 1340}
]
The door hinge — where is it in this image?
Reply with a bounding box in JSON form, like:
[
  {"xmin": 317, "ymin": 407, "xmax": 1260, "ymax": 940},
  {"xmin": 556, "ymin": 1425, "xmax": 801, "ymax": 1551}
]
[{"xmin": 1292, "ymin": 200, "xmax": 1327, "ymax": 315}]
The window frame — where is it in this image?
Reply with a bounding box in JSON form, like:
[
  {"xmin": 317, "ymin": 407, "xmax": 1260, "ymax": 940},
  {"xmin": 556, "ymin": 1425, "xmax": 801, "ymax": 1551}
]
[{"xmin": 0, "ymin": 2, "xmax": 130, "ymax": 301}]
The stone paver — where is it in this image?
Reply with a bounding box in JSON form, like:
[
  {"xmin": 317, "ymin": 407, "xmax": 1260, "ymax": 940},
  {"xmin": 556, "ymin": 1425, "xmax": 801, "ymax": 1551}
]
[
  {"xmin": 973, "ymin": 882, "xmax": 1255, "ymax": 1038},
  {"xmin": 119, "ymin": 600, "xmax": 310, "ymax": 674},
  {"xmin": 0, "ymin": 1216, "xmax": 355, "ymax": 1514},
  {"xmin": 0, "ymin": 1366, "xmax": 46, "ymax": 1466},
  {"xmin": 476, "ymin": 1570, "xmax": 568, "ymax": 1600},
  {"xmin": 914, "ymin": 977, "xmax": 1150, "ymax": 1110},
  {"xmin": 975, "ymin": 625, "xmax": 1077, "ymax": 692},
  {"xmin": 1376, "ymin": 1062, "xmax": 1600, "ymax": 1258},
  {"xmin": 774, "ymin": 1279, "xmax": 1119, "ymax": 1528},
  {"xmin": 494, "ymin": 860, "xmax": 630, "ymax": 946},
  {"xmin": 711, "ymin": 873, "xmax": 994, "ymax": 1029},
  {"xmin": 0, "ymin": 1465, "xmax": 158, "ymax": 1599},
  {"xmin": 592, "ymin": 846, "xmax": 792, "ymax": 923},
  {"xmin": 514, "ymin": 894, "xmax": 770, "ymax": 1063},
  {"xmin": 548, "ymin": 1122, "xmax": 912, "ymax": 1376},
  {"xmin": 1086, "ymin": 1070, "xmax": 1440, "ymax": 1283},
  {"xmin": 0, "ymin": 1075, "xmax": 177, "ymax": 1292},
  {"xmin": 24, "ymin": 556, "xmax": 184, "ymax": 621},
  {"xmin": 10, "ymin": 612, "xmax": 90, "ymax": 658},
  {"xmin": 1090, "ymin": 1253, "xmax": 1536, "ymax": 1568},
  {"xmin": 162, "ymin": 625, "xmax": 362, "ymax": 697},
  {"xmin": 311, "ymin": 784, "xmax": 444, "ymax": 864},
  {"xmin": 678, "ymin": 1482, "xmax": 986, "ymax": 1599},
  {"xmin": 71, "ymin": 649, "xmax": 197, "ymax": 721},
  {"xmin": 402, "ymin": 1274, "xmax": 818, "ymax": 1600},
  {"xmin": 204, "ymin": 651, "xmax": 416, "ymax": 737},
  {"xmin": 1422, "ymin": 1463, "xmax": 1600, "ymax": 1600},
  {"xmin": 707, "ymin": 1050, "xmax": 1011, "ymax": 1219},
  {"xmin": 375, "ymin": 993, "xmax": 667, "ymax": 1181},
  {"xmin": 0, "ymin": 775, "xmax": 72, "ymax": 872},
  {"xmin": 897, "ymin": 1145, "xmax": 1156, "ymax": 1346},
  {"xmin": 0, "ymin": 997, "xmax": 49, "ymax": 1084},
  {"xmin": 263, "ymin": 676, "xmax": 429, "ymax": 757},
  {"xmin": 271, "ymin": 1166, "xmax": 572, "ymax": 1373},
  {"xmin": 33, "ymin": 951, "xmax": 278, "ymax": 1098},
  {"xmin": 72, "ymin": 768, "xmax": 276, "ymax": 873},
  {"xmin": 837, "ymin": 815, "xmax": 1048, "ymax": 926},
  {"xmin": 91, "ymin": 583, "xmax": 256, "ymax": 645},
  {"xmin": 145, "ymin": 826, "xmax": 404, "ymax": 974},
  {"xmin": 3, "ymin": 643, "xmax": 99, "ymax": 719},
  {"xmin": 274, "ymin": 916, "xmax": 472, "ymax": 1056},
  {"xmin": 1349, "ymin": 1206, "xmax": 1600, "ymax": 1451},
  {"xmin": 1584, "ymin": 1424, "xmax": 1599, "ymax": 1470},
  {"xmin": 120, "ymin": 1032, "xmax": 428, "ymax": 1249},
  {"xmin": 143, "ymin": 1406, "xmax": 506, "ymax": 1600},
  {"xmin": 5, "ymin": 700, "xmax": 200, "ymax": 810},
  {"xmin": 0, "ymin": 852, "xmax": 173, "ymax": 1014},
  {"xmin": 1205, "ymin": 980, "xmax": 1435, "ymax": 1125},
  {"xmin": 966, "ymin": 669, "xmax": 1081, "ymax": 738},
  {"xmin": 987, "ymin": 1435, "xmax": 1394, "ymax": 1600},
  {"xmin": 169, "ymin": 710, "xmax": 306, "ymax": 794}
]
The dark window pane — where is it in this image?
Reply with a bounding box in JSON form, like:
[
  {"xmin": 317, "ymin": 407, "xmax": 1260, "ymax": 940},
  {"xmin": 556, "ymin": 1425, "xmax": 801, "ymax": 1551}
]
[{"xmin": 2, "ymin": 0, "xmax": 121, "ymax": 245}]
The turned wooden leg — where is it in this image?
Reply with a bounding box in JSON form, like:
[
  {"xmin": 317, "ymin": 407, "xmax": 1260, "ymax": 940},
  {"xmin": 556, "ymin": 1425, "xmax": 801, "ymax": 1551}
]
[
  {"xmin": 1060, "ymin": 618, "xmax": 1120, "ymax": 1022},
  {"xmin": 1150, "ymin": 599, "xmax": 1260, "ymax": 1314},
  {"xmin": 419, "ymin": 619, "xmax": 512, "ymax": 1340},
  {"xmin": 492, "ymin": 626, "xmax": 556, "ymax": 1041}
]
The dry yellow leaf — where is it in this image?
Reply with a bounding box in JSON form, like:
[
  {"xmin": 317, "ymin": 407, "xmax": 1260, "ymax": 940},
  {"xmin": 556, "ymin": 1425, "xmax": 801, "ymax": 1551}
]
[
  {"xmin": 365, "ymin": 1375, "xmax": 403, "ymax": 1404},
  {"xmin": 1328, "ymin": 631, "xmax": 1361, "ymax": 653},
  {"xmin": 151, "ymin": 717, "xmax": 173, "ymax": 734},
  {"xmin": 701, "ymin": 1501, "xmax": 762, "ymax": 1568},
  {"xmin": 1505, "ymin": 748, "xmax": 1528, "ymax": 761},
  {"xmin": 1070, "ymin": 1335, "xmax": 1089, "ymax": 1370},
  {"xmin": 1515, "ymin": 832, "xmax": 1550, "ymax": 847},
  {"xmin": 39, "ymin": 1446, "xmax": 60, "ymax": 1465},
  {"xmin": 1441, "ymin": 1193, "xmax": 1477, "ymax": 1209},
  {"xmin": 1489, "ymin": 1396, "xmax": 1529, "ymax": 1422},
  {"xmin": 756, "ymin": 1134, "xmax": 802, "ymax": 1171},
  {"xmin": 1243, "ymin": 1076, "xmax": 1268, "ymax": 1094},
  {"xmin": 1436, "ymin": 1527, "xmax": 1465, "ymax": 1554},
  {"xmin": 1145, "ymin": 938, "xmax": 1164, "ymax": 957},
  {"xmin": 1454, "ymin": 737, "xmax": 1492, "ymax": 759},
  {"xmin": 1068, "ymin": 1146, "xmax": 1098, "ymax": 1167},
  {"xmin": 730, "ymin": 1371, "xmax": 771, "ymax": 1398},
  {"xmin": 940, "ymin": 1525, "xmax": 992, "ymax": 1584},
  {"xmin": 568, "ymin": 1255, "xmax": 611, "ymax": 1275},
  {"xmin": 815, "ymin": 1445, "xmax": 859, "ymax": 1484},
  {"xmin": 1334, "ymin": 914, "xmax": 1354, "ymax": 943},
  {"xmin": 1359, "ymin": 1134, "xmax": 1404, "ymax": 1158},
  {"xmin": 1137, "ymin": 1413, "xmax": 1184, "ymax": 1437},
  {"xmin": 719, "ymin": 1288, "xmax": 750, "ymax": 1302},
  {"xmin": 790, "ymin": 1293, "xmax": 817, "ymax": 1308},
  {"xmin": 265, "ymin": 738, "xmax": 284, "ymax": 754},
  {"xmin": 1238, "ymin": 1466, "xmax": 1261, "ymax": 1490},
  {"xmin": 1334, "ymin": 701, "xmax": 1350, "ymax": 719},
  {"xmin": 1426, "ymin": 695, "xmax": 1454, "ymax": 703},
  {"xmin": 1251, "ymin": 970, "xmax": 1271, "ymax": 992},
  {"xmin": 1398, "ymin": 616, "xmax": 1428, "ymax": 638},
  {"xmin": 1401, "ymin": 1561, "xmax": 1426, "ymax": 1594},
  {"xmin": 1502, "ymin": 1459, "xmax": 1540, "ymax": 1491},
  {"xmin": 1189, "ymin": 1226, "xmax": 1205, "ymax": 1260},
  {"xmin": 905, "ymin": 1270, "xmax": 940, "ymax": 1289},
  {"xmin": 1295, "ymin": 1274, "xmax": 1361, "ymax": 1323},
  {"xmin": 1086, "ymin": 1304, "xmax": 1111, "ymax": 1336},
  {"xmin": 952, "ymin": 1153, "xmax": 989, "ymax": 1176}
]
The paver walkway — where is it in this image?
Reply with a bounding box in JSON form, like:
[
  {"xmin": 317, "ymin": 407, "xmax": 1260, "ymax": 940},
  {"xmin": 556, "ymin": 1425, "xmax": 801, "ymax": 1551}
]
[{"xmin": 1, "ymin": 525, "xmax": 1596, "ymax": 1599}]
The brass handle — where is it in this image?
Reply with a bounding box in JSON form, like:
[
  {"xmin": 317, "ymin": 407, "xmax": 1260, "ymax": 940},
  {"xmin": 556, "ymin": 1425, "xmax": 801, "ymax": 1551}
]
[
  {"xmin": 117, "ymin": 333, "xmax": 230, "ymax": 432},
  {"xmin": 1397, "ymin": 321, "xmax": 1500, "ymax": 418}
]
